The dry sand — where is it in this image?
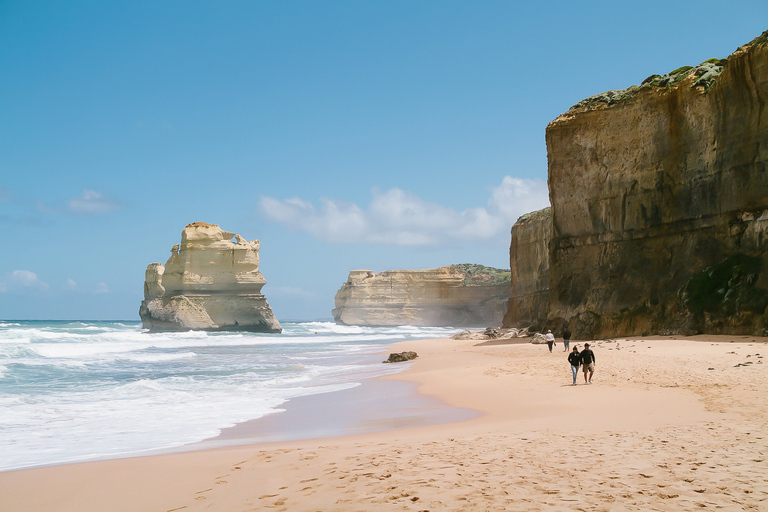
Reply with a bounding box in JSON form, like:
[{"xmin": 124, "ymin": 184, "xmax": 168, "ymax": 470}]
[{"xmin": 1, "ymin": 334, "xmax": 766, "ymax": 511}]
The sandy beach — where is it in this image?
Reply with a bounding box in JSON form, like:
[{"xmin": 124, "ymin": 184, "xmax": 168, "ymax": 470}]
[{"xmin": 1, "ymin": 334, "xmax": 766, "ymax": 511}]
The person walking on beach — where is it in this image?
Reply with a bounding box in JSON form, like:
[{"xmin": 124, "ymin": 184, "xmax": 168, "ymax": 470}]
[
  {"xmin": 567, "ymin": 346, "xmax": 581, "ymax": 385},
  {"xmin": 562, "ymin": 327, "xmax": 571, "ymax": 352},
  {"xmin": 545, "ymin": 330, "xmax": 555, "ymax": 353},
  {"xmin": 580, "ymin": 343, "xmax": 596, "ymax": 384}
]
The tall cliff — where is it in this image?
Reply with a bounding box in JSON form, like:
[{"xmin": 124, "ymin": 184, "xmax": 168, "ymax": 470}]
[
  {"xmin": 333, "ymin": 264, "xmax": 510, "ymax": 327},
  {"xmin": 139, "ymin": 222, "xmax": 281, "ymax": 333},
  {"xmin": 502, "ymin": 208, "xmax": 551, "ymax": 330},
  {"xmin": 523, "ymin": 31, "xmax": 768, "ymax": 338}
]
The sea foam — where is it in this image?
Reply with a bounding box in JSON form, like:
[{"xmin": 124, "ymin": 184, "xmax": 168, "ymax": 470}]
[{"xmin": 0, "ymin": 320, "xmax": 455, "ymax": 471}]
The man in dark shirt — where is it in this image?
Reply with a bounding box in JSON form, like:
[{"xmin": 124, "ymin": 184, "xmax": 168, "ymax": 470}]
[
  {"xmin": 580, "ymin": 343, "xmax": 596, "ymax": 384},
  {"xmin": 562, "ymin": 327, "xmax": 571, "ymax": 352},
  {"xmin": 567, "ymin": 346, "xmax": 581, "ymax": 385}
]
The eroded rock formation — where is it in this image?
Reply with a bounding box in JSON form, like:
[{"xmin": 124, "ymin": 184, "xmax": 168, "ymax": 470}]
[
  {"xmin": 504, "ymin": 31, "xmax": 768, "ymax": 338},
  {"xmin": 450, "ymin": 327, "xmax": 530, "ymax": 341},
  {"xmin": 139, "ymin": 222, "xmax": 281, "ymax": 333},
  {"xmin": 332, "ymin": 264, "xmax": 510, "ymax": 327},
  {"xmin": 502, "ymin": 208, "xmax": 551, "ymax": 331}
]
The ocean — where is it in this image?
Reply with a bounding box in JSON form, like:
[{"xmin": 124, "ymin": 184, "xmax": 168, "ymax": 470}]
[{"xmin": 0, "ymin": 320, "xmax": 456, "ymax": 472}]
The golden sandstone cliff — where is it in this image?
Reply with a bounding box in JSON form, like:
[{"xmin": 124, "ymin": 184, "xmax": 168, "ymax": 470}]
[
  {"xmin": 333, "ymin": 264, "xmax": 510, "ymax": 327},
  {"xmin": 501, "ymin": 207, "xmax": 551, "ymax": 329},
  {"xmin": 504, "ymin": 30, "xmax": 768, "ymax": 338},
  {"xmin": 139, "ymin": 222, "xmax": 281, "ymax": 333}
]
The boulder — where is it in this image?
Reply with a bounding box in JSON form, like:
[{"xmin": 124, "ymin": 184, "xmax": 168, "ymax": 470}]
[
  {"xmin": 451, "ymin": 329, "xmax": 475, "ymax": 340},
  {"xmin": 451, "ymin": 327, "xmax": 531, "ymax": 341},
  {"xmin": 383, "ymin": 351, "xmax": 418, "ymax": 363}
]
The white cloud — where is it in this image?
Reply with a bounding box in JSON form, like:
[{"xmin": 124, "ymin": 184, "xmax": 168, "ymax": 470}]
[
  {"xmin": 0, "ymin": 270, "xmax": 49, "ymax": 293},
  {"xmin": 490, "ymin": 176, "xmax": 552, "ymax": 219},
  {"xmin": 259, "ymin": 176, "xmax": 549, "ymax": 246},
  {"xmin": 11, "ymin": 270, "xmax": 40, "ymax": 287},
  {"xmin": 67, "ymin": 190, "xmax": 123, "ymax": 215},
  {"xmin": 66, "ymin": 278, "xmax": 78, "ymax": 289},
  {"xmin": 94, "ymin": 282, "xmax": 109, "ymax": 294}
]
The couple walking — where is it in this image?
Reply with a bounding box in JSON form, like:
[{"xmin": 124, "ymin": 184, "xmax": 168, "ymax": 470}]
[
  {"xmin": 567, "ymin": 343, "xmax": 596, "ymax": 385},
  {"xmin": 544, "ymin": 328, "xmax": 572, "ymax": 353}
]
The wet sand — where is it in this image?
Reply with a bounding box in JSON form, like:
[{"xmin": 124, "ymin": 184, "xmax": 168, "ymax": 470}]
[{"xmin": 195, "ymin": 378, "xmax": 478, "ymax": 449}]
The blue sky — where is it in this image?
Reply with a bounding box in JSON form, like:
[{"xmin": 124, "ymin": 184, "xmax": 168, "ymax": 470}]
[{"xmin": 1, "ymin": 1, "xmax": 766, "ymax": 320}]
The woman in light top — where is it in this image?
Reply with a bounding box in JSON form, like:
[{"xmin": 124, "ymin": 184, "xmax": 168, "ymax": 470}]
[{"xmin": 545, "ymin": 330, "xmax": 556, "ymax": 353}]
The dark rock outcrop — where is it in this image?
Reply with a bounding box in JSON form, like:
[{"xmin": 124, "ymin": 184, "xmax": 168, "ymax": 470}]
[{"xmin": 383, "ymin": 351, "xmax": 418, "ymax": 363}]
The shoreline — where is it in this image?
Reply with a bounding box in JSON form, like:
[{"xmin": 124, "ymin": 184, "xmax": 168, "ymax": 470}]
[
  {"xmin": 191, "ymin": 368, "xmax": 479, "ymax": 451},
  {"xmin": 1, "ymin": 334, "xmax": 766, "ymax": 511},
  {"xmin": 0, "ymin": 340, "xmax": 475, "ymax": 473}
]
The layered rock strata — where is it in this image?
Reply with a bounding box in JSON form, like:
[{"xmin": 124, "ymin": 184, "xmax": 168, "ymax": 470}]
[
  {"xmin": 504, "ymin": 31, "xmax": 768, "ymax": 338},
  {"xmin": 333, "ymin": 264, "xmax": 510, "ymax": 327},
  {"xmin": 139, "ymin": 222, "xmax": 281, "ymax": 333},
  {"xmin": 501, "ymin": 208, "xmax": 551, "ymax": 331}
]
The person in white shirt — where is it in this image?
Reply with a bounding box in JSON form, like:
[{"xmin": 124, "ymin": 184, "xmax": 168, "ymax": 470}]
[{"xmin": 544, "ymin": 330, "xmax": 556, "ymax": 353}]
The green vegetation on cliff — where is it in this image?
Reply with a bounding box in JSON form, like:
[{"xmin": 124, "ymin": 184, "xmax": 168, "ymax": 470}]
[
  {"xmin": 516, "ymin": 206, "xmax": 551, "ymax": 225},
  {"xmin": 750, "ymin": 29, "xmax": 768, "ymax": 47},
  {"xmin": 678, "ymin": 254, "xmax": 768, "ymax": 318},
  {"xmin": 451, "ymin": 264, "xmax": 511, "ymax": 286},
  {"xmin": 570, "ymin": 54, "xmax": 733, "ymax": 111}
]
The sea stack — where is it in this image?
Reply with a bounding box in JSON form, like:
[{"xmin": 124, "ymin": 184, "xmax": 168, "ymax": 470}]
[
  {"xmin": 332, "ymin": 264, "xmax": 510, "ymax": 327},
  {"xmin": 139, "ymin": 222, "xmax": 281, "ymax": 333},
  {"xmin": 504, "ymin": 30, "xmax": 768, "ymax": 338}
]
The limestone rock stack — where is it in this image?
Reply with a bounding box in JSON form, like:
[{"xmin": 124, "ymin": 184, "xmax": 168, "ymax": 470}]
[
  {"xmin": 504, "ymin": 30, "xmax": 768, "ymax": 338},
  {"xmin": 139, "ymin": 222, "xmax": 281, "ymax": 333},
  {"xmin": 333, "ymin": 264, "xmax": 510, "ymax": 327}
]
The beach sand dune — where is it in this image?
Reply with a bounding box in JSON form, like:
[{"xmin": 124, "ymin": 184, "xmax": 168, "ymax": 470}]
[{"xmin": 1, "ymin": 335, "xmax": 766, "ymax": 511}]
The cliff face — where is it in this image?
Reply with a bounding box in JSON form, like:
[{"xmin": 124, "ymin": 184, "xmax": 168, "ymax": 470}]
[
  {"xmin": 502, "ymin": 208, "xmax": 551, "ymax": 331},
  {"xmin": 333, "ymin": 264, "xmax": 510, "ymax": 327},
  {"xmin": 139, "ymin": 222, "xmax": 281, "ymax": 333},
  {"xmin": 542, "ymin": 34, "xmax": 768, "ymax": 338}
]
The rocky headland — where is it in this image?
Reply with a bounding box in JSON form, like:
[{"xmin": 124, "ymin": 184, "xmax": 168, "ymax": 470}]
[
  {"xmin": 504, "ymin": 30, "xmax": 768, "ymax": 338},
  {"xmin": 139, "ymin": 222, "xmax": 281, "ymax": 333},
  {"xmin": 501, "ymin": 207, "xmax": 551, "ymax": 331},
  {"xmin": 332, "ymin": 264, "xmax": 510, "ymax": 327}
]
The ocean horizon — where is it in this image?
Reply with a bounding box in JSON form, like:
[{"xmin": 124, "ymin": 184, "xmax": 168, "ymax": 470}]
[{"xmin": 0, "ymin": 319, "xmax": 458, "ymax": 472}]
